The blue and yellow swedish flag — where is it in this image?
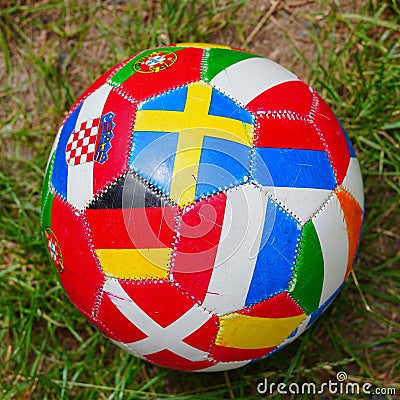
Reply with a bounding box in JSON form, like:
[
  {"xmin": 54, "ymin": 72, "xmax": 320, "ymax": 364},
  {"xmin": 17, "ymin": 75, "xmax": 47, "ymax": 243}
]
[{"xmin": 129, "ymin": 82, "xmax": 255, "ymax": 206}]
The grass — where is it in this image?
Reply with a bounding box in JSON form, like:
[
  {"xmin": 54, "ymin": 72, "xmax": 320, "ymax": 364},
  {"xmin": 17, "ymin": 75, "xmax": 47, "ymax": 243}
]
[{"xmin": 0, "ymin": 0, "xmax": 399, "ymax": 398}]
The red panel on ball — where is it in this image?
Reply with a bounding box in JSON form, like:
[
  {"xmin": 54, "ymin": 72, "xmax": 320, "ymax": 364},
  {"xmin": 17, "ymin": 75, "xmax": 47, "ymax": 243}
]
[
  {"xmin": 171, "ymin": 193, "xmax": 227, "ymax": 303},
  {"xmin": 254, "ymin": 114, "xmax": 324, "ymax": 150},
  {"xmin": 95, "ymin": 292, "xmax": 148, "ymax": 343},
  {"xmin": 49, "ymin": 194, "xmax": 104, "ymax": 316},
  {"xmin": 112, "ymin": 46, "xmax": 204, "ymax": 102},
  {"xmin": 119, "ymin": 280, "xmax": 195, "ymax": 328},
  {"xmin": 146, "ymin": 350, "xmax": 215, "ymax": 371},
  {"xmin": 313, "ymin": 93, "xmax": 350, "ymax": 184},
  {"xmin": 239, "ymin": 292, "xmax": 305, "ymax": 318},
  {"xmin": 85, "ymin": 207, "xmax": 178, "ymax": 249},
  {"xmin": 183, "ymin": 314, "xmax": 219, "ymax": 352},
  {"xmin": 246, "ymin": 80, "xmax": 313, "ymax": 116}
]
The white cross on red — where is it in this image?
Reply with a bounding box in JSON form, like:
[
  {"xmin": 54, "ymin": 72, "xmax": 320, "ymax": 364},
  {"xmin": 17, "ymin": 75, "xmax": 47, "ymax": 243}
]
[{"xmin": 103, "ymin": 279, "xmax": 211, "ymax": 362}]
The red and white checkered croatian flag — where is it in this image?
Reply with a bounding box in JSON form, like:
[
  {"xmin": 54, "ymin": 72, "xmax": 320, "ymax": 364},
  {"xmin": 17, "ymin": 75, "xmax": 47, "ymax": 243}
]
[{"xmin": 65, "ymin": 118, "xmax": 101, "ymax": 165}]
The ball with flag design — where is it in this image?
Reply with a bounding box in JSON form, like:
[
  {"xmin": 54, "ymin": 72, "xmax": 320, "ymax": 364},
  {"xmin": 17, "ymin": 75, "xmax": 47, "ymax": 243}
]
[{"xmin": 42, "ymin": 43, "xmax": 364, "ymax": 372}]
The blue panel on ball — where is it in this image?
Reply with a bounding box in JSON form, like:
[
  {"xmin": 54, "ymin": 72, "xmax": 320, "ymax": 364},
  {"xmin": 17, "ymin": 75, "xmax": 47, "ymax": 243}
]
[
  {"xmin": 253, "ymin": 147, "xmax": 337, "ymax": 190},
  {"xmin": 139, "ymin": 85, "xmax": 188, "ymax": 112},
  {"xmin": 129, "ymin": 131, "xmax": 178, "ymax": 195},
  {"xmin": 245, "ymin": 199, "xmax": 301, "ymax": 306},
  {"xmin": 51, "ymin": 102, "xmax": 83, "ymax": 199},
  {"xmin": 195, "ymin": 136, "xmax": 251, "ymax": 198},
  {"xmin": 209, "ymin": 88, "xmax": 254, "ymax": 124}
]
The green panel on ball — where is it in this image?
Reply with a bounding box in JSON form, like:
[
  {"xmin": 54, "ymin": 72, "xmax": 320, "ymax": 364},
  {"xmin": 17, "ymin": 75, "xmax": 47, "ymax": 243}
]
[
  {"xmin": 289, "ymin": 221, "xmax": 324, "ymax": 314},
  {"xmin": 202, "ymin": 47, "xmax": 261, "ymax": 82},
  {"xmin": 41, "ymin": 153, "xmax": 55, "ymax": 229}
]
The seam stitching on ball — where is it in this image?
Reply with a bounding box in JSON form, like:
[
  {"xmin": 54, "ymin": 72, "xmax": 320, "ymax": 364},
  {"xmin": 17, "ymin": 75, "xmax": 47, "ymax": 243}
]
[
  {"xmin": 168, "ymin": 190, "xmax": 227, "ymax": 290},
  {"xmin": 309, "ymin": 190, "xmax": 336, "ymax": 221},
  {"xmin": 135, "ymin": 82, "xmax": 188, "ymax": 109},
  {"xmin": 85, "ymin": 171, "xmax": 126, "ymax": 209},
  {"xmin": 273, "ymin": 314, "xmax": 310, "ymax": 352},
  {"xmin": 248, "ymin": 112, "xmax": 261, "ymax": 180},
  {"xmin": 62, "ymin": 80, "xmax": 117, "ymax": 128},
  {"xmin": 168, "ymin": 213, "xmax": 182, "ymax": 284},
  {"xmin": 200, "ymin": 47, "xmax": 209, "ymax": 81},
  {"xmin": 264, "ymin": 187, "xmax": 303, "ymax": 224},
  {"xmin": 123, "ymin": 99, "xmax": 137, "ymax": 181},
  {"xmin": 81, "ymin": 214, "xmax": 106, "ymax": 319},
  {"xmin": 255, "ymin": 109, "xmax": 311, "ymax": 123},
  {"xmin": 254, "ymin": 105, "xmax": 335, "ymax": 176},
  {"xmin": 339, "ymin": 183, "xmax": 364, "ymax": 210},
  {"xmin": 289, "ymin": 234, "xmax": 302, "ymax": 306},
  {"xmin": 80, "ymin": 167, "xmax": 127, "ymax": 210},
  {"xmin": 116, "ymin": 276, "xmax": 218, "ymax": 364},
  {"xmin": 168, "ymin": 194, "xmax": 230, "ymax": 317},
  {"xmin": 41, "ymin": 158, "xmax": 56, "ymax": 226},
  {"xmin": 203, "ymin": 359, "xmax": 254, "ymax": 368},
  {"xmin": 168, "ymin": 280, "xmax": 219, "ymax": 363},
  {"xmin": 129, "ymin": 169, "xmax": 178, "ymax": 206},
  {"xmin": 83, "ymin": 95, "xmax": 139, "ymax": 210},
  {"xmin": 287, "ymin": 257, "xmax": 311, "ymax": 315},
  {"xmin": 112, "ymin": 86, "xmax": 137, "ymax": 105},
  {"xmin": 202, "ymin": 55, "xmax": 258, "ymax": 119},
  {"xmin": 45, "ymin": 85, "xmax": 135, "ymax": 210},
  {"xmin": 166, "ymin": 207, "xmax": 183, "ymax": 284},
  {"xmin": 288, "ymin": 231, "xmax": 308, "ymax": 305},
  {"xmin": 250, "ymin": 180, "xmax": 305, "ymax": 224},
  {"xmin": 287, "ymin": 291, "xmax": 308, "ymax": 315},
  {"xmin": 106, "ymin": 52, "xmax": 139, "ymax": 84},
  {"xmin": 205, "ymin": 316, "xmax": 221, "ymax": 365},
  {"xmin": 308, "ymin": 94, "xmax": 341, "ymax": 185},
  {"xmin": 51, "ymin": 189, "xmax": 82, "ymax": 214},
  {"xmin": 106, "ymin": 276, "xmax": 166, "ymax": 287},
  {"xmin": 207, "ymin": 82, "xmax": 249, "ymax": 111},
  {"xmin": 137, "ymin": 79, "xmax": 203, "ymax": 109},
  {"xmin": 42, "ymin": 194, "xmax": 105, "ymax": 318},
  {"xmin": 308, "ymin": 88, "xmax": 318, "ymax": 121}
]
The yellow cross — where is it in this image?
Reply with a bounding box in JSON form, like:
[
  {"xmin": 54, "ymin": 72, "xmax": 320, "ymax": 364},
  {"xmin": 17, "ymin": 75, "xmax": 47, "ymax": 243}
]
[{"xmin": 134, "ymin": 82, "xmax": 253, "ymax": 206}]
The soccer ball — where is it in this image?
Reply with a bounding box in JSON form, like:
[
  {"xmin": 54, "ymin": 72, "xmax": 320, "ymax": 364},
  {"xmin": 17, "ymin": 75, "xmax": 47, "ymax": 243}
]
[{"xmin": 42, "ymin": 43, "xmax": 364, "ymax": 372}]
